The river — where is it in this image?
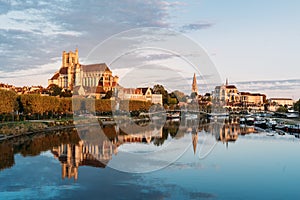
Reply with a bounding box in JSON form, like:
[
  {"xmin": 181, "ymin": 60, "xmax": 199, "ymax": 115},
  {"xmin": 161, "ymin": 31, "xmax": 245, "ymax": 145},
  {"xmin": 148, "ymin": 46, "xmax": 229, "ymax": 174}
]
[{"xmin": 1, "ymin": 117, "xmax": 300, "ymax": 199}]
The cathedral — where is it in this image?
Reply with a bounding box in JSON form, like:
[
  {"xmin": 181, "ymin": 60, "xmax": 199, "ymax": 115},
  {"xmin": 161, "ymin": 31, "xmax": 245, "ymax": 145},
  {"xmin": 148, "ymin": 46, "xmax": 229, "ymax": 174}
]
[{"xmin": 48, "ymin": 49, "xmax": 119, "ymax": 93}]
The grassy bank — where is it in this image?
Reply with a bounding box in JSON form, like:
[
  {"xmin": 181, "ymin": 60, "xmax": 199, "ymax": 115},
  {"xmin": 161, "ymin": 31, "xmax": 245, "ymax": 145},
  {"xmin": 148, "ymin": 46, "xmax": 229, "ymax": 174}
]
[{"xmin": 0, "ymin": 119, "xmax": 74, "ymax": 135}]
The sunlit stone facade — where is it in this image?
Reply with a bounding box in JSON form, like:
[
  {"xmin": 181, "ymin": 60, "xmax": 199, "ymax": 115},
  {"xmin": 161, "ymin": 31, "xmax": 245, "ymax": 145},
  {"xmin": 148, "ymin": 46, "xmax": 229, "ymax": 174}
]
[
  {"xmin": 48, "ymin": 49, "xmax": 118, "ymax": 93},
  {"xmin": 213, "ymin": 81, "xmax": 239, "ymax": 104}
]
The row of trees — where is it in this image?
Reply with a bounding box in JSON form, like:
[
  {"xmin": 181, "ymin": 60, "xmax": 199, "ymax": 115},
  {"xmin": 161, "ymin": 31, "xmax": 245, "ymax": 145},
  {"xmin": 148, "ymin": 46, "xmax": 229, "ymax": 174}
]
[
  {"xmin": 152, "ymin": 84, "xmax": 182, "ymax": 105},
  {"xmin": 294, "ymin": 100, "xmax": 300, "ymax": 113},
  {"xmin": 0, "ymin": 90, "xmax": 155, "ymax": 121},
  {"xmin": 72, "ymin": 98, "xmax": 152, "ymax": 116},
  {"xmin": 274, "ymin": 100, "xmax": 300, "ymax": 113}
]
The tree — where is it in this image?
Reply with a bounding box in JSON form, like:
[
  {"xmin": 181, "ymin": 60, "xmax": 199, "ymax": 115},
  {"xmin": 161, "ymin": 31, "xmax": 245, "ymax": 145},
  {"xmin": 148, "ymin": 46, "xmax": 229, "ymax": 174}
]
[
  {"xmin": 59, "ymin": 98, "xmax": 72, "ymax": 114},
  {"xmin": 294, "ymin": 99, "xmax": 300, "ymax": 113},
  {"xmin": 0, "ymin": 89, "xmax": 18, "ymax": 114},
  {"xmin": 190, "ymin": 92, "xmax": 198, "ymax": 99},
  {"xmin": 95, "ymin": 99, "xmax": 116, "ymax": 112},
  {"xmin": 152, "ymin": 85, "xmax": 168, "ymax": 105},
  {"xmin": 168, "ymin": 92, "xmax": 178, "ymax": 105},
  {"xmin": 48, "ymin": 84, "xmax": 62, "ymax": 96},
  {"xmin": 276, "ymin": 106, "xmax": 288, "ymax": 113},
  {"xmin": 119, "ymin": 100, "xmax": 151, "ymax": 112},
  {"xmin": 173, "ymin": 90, "xmax": 187, "ymax": 102},
  {"xmin": 60, "ymin": 90, "xmax": 72, "ymax": 97}
]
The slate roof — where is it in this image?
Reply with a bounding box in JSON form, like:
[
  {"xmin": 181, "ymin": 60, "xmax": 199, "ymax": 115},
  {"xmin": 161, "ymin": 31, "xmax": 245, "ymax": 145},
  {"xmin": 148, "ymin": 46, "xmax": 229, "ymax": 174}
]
[{"xmin": 81, "ymin": 63, "xmax": 111, "ymax": 72}]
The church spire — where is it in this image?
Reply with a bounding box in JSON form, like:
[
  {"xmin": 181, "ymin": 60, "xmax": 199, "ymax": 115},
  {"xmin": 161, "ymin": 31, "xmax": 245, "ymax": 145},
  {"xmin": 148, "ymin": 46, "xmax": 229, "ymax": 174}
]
[
  {"xmin": 192, "ymin": 73, "xmax": 198, "ymax": 94},
  {"xmin": 192, "ymin": 128, "xmax": 198, "ymax": 155},
  {"xmin": 226, "ymin": 78, "xmax": 228, "ymax": 86}
]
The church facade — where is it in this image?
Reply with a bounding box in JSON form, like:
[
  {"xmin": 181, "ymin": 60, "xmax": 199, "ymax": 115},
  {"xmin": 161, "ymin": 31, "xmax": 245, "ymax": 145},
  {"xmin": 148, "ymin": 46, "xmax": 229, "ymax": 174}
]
[{"xmin": 48, "ymin": 49, "xmax": 118, "ymax": 93}]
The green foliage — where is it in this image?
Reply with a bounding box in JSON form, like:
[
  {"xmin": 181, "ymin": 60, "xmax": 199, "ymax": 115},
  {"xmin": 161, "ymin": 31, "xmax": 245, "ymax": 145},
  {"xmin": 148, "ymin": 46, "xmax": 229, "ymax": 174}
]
[
  {"xmin": 0, "ymin": 90, "xmax": 18, "ymax": 114},
  {"xmin": 276, "ymin": 106, "xmax": 288, "ymax": 113},
  {"xmin": 59, "ymin": 98, "xmax": 72, "ymax": 113},
  {"xmin": 20, "ymin": 94, "xmax": 59, "ymax": 115},
  {"xmin": 48, "ymin": 84, "xmax": 62, "ymax": 96},
  {"xmin": 95, "ymin": 99, "xmax": 116, "ymax": 112},
  {"xmin": 60, "ymin": 90, "xmax": 72, "ymax": 97},
  {"xmin": 294, "ymin": 99, "xmax": 300, "ymax": 113},
  {"xmin": 0, "ymin": 92, "xmax": 73, "ymax": 121},
  {"xmin": 172, "ymin": 90, "xmax": 187, "ymax": 102},
  {"xmin": 168, "ymin": 92, "xmax": 179, "ymax": 105},
  {"xmin": 153, "ymin": 85, "xmax": 169, "ymax": 105},
  {"xmin": 120, "ymin": 100, "xmax": 152, "ymax": 112},
  {"xmin": 168, "ymin": 97, "xmax": 178, "ymax": 105},
  {"xmin": 190, "ymin": 92, "xmax": 198, "ymax": 99}
]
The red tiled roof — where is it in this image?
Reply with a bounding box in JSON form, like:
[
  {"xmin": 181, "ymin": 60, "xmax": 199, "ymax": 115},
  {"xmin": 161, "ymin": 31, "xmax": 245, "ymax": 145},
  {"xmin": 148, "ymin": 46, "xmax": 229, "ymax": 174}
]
[
  {"xmin": 59, "ymin": 67, "xmax": 68, "ymax": 75},
  {"xmin": 50, "ymin": 72, "xmax": 59, "ymax": 80}
]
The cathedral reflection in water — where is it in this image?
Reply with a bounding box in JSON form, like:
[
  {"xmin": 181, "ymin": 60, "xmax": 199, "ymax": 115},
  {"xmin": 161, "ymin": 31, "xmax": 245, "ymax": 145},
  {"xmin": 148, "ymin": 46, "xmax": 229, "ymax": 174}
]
[
  {"xmin": 49, "ymin": 117, "xmax": 256, "ymax": 180},
  {"xmin": 0, "ymin": 117, "xmax": 258, "ymax": 178}
]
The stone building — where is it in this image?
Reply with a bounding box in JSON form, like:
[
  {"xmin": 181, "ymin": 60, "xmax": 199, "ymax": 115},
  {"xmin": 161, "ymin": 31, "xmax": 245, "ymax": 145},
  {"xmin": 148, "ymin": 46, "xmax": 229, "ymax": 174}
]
[
  {"xmin": 212, "ymin": 80, "xmax": 267, "ymax": 110},
  {"xmin": 48, "ymin": 49, "xmax": 118, "ymax": 93},
  {"xmin": 268, "ymin": 98, "xmax": 294, "ymax": 111},
  {"xmin": 269, "ymin": 98, "xmax": 294, "ymax": 107},
  {"xmin": 239, "ymin": 92, "xmax": 266, "ymax": 106},
  {"xmin": 117, "ymin": 87, "xmax": 163, "ymax": 105},
  {"xmin": 212, "ymin": 79, "xmax": 239, "ymax": 104}
]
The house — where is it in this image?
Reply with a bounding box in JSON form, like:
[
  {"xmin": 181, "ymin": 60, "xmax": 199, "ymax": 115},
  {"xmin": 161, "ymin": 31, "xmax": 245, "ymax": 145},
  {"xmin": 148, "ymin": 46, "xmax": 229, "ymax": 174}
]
[
  {"xmin": 268, "ymin": 98, "xmax": 294, "ymax": 111},
  {"xmin": 269, "ymin": 98, "xmax": 294, "ymax": 107},
  {"xmin": 239, "ymin": 92, "xmax": 266, "ymax": 106},
  {"xmin": 117, "ymin": 87, "xmax": 162, "ymax": 105}
]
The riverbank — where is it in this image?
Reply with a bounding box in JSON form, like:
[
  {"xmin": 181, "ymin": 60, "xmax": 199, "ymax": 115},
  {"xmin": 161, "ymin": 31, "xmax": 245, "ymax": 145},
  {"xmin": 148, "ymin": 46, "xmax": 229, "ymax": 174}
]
[{"xmin": 0, "ymin": 119, "xmax": 74, "ymax": 141}]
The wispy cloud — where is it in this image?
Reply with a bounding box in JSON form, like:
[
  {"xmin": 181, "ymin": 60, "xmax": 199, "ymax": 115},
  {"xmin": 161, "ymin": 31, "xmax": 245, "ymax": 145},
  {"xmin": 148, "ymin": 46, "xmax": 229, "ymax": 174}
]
[
  {"xmin": 180, "ymin": 22, "xmax": 215, "ymax": 32},
  {"xmin": 233, "ymin": 79, "xmax": 300, "ymax": 99},
  {"xmin": 0, "ymin": 0, "xmax": 185, "ymax": 86}
]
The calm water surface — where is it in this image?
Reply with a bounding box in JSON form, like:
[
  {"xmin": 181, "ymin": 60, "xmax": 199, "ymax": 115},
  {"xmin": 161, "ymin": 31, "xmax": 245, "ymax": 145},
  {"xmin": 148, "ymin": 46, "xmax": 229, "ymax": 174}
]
[{"xmin": 1, "ymin": 118, "xmax": 300, "ymax": 200}]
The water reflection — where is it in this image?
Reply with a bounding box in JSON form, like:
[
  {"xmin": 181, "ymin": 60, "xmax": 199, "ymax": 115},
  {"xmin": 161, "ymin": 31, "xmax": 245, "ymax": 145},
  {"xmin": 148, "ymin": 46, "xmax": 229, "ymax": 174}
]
[
  {"xmin": 0, "ymin": 116, "xmax": 294, "ymax": 177},
  {"xmin": 0, "ymin": 129, "xmax": 80, "ymax": 171}
]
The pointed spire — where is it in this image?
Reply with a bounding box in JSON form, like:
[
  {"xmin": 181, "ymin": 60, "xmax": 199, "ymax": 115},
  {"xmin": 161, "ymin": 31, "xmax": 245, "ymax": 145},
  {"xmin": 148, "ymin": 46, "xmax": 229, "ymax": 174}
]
[
  {"xmin": 192, "ymin": 73, "xmax": 198, "ymax": 94},
  {"xmin": 226, "ymin": 78, "xmax": 228, "ymax": 86},
  {"xmin": 192, "ymin": 128, "xmax": 198, "ymax": 155}
]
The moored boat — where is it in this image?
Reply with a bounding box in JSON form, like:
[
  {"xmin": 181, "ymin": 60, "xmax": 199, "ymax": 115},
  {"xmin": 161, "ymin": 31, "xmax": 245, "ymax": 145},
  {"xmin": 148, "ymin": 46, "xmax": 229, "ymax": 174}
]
[
  {"xmin": 245, "ymin": 116, "xmax": 255, "ymax": 126},
  {"xmin": 167, "ymin": 112, "xmax": 180, "ymax": 119},
  {"xmin": 266, "ymin": 119, "xmax": 277, "ymax": 130}
]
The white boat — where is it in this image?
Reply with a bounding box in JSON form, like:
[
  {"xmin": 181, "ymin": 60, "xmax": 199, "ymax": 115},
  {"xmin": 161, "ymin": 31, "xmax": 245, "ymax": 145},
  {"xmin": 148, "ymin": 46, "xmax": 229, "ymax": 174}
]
[
  {"xmin": 239, "ymin": 118, "xmax": 246, "ymax": 124},
  {"xmin": 185, "ymin": 114, "xmax": 198, "ymax": 120},
  {"xmin": 208, "ymin": 112, "xmax": 229, "ymax": 119},
  {"xmin": 286, "ymin": 112, "xmax": 299, "ymax": 118},
  {"xmin": 245, "ymin": 116, "xmax": 255, "ymax": 125},
  {"xmin": 167, "ymin": 112, "xmax": 180, "ymax": 119},
  {"xmin": 266, "ymin": 132, "xmax": 275, "ymax": 136},
  {"xmin": 266, "ymin": 119, "xmax": 277, "ymax": 129},
  {"xmin": 254, "ymin": 117, "xmax": 267, "ymax": 129}
]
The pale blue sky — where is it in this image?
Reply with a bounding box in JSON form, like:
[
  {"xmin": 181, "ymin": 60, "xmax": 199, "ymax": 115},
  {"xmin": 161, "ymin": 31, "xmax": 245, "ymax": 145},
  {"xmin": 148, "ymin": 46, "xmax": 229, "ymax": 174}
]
[{"xmin": 0, "ymin": 0, "xmax": 299, "ymax": 99}]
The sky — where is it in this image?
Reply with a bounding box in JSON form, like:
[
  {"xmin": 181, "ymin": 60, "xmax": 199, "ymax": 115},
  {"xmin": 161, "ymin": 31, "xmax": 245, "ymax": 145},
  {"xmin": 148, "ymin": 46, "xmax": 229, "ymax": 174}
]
[{"xmin": 0, "ymin": 0, "xmax": 300, "ymax": 99}]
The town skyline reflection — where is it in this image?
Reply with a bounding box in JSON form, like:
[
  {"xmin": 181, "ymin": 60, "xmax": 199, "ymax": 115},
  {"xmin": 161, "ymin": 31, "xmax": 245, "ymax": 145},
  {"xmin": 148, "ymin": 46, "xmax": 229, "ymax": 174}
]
[{"xmin": 0, "ymin": 117, "xmax": 265, "ymax": 179}]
